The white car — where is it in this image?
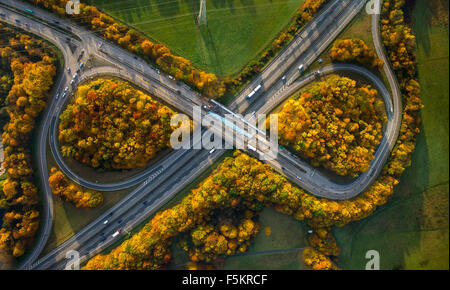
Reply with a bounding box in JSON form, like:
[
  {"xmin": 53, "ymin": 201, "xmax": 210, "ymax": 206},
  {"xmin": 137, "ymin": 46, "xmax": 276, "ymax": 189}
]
[
  {"xmin": 103, "ymin": 220, "xmax": 109, "ymax": 225},
  {"xmin": 64, "ymin": 86, "xmax": 69, "ymax": 92},
  {"xmin": 55, "ymin": 93, "xmax": 59, "ymax": 99},
  {"xmin": 70, "ymin": 80, "xmax": 75, "ymax": 85},
  {"xmin": 168, "ymin": 75, "xmax": 175, "ymax": 80},
  {"xmin": 209, "ymin": 148, "xmax": 216, "ymax": 154},
  {"xmin": 73, "ymin": 73, "xmax": 78, "ymax": 79}
]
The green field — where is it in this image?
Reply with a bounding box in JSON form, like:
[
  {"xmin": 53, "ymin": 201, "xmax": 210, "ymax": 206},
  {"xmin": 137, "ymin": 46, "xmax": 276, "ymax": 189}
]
[
  {"xmin": 169, "ymin": 207, "xmax": 309, "ymax": 270},
  {"xmin": 334, "ymin": 0, "xmax": 449, "ymax": 270},
  {"xmin": 88, "ymin": 0, "xmax": 304, "ymax": 76}
]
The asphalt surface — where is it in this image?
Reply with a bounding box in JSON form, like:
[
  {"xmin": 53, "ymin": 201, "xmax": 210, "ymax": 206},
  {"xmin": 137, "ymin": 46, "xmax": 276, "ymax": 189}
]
[{"xmin": 0, "ymin": 0, "xmax": 402, "ymax": 269}]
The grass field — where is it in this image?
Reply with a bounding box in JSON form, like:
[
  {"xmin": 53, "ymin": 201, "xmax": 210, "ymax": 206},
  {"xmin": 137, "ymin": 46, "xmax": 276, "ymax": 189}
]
[
  {"xmin": 221, "ymin": 208, "xmax": 308, "ymax": 270},
  {"xmin": 333, "ymin": 0, "xmax": 449, "ymax": 270},
  {"xmin": 170, "ymin": 207, "xmax": 309, "ymax": 270},
  {"xmin": 87, "ymin": 0, "xmax": 304, "ymax": 76}
]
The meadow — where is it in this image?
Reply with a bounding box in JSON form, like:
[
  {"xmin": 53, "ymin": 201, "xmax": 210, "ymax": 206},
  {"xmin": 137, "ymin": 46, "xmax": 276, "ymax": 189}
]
[{"xmin": 87, "ymin": 0, "xmax": 304, "ymax": 76}]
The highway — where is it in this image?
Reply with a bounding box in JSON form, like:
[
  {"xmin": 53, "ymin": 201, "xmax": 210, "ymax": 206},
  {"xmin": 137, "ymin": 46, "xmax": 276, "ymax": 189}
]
[{"xmin": 0, "ymin": 0, "xmax": 402, "ymax": 269}]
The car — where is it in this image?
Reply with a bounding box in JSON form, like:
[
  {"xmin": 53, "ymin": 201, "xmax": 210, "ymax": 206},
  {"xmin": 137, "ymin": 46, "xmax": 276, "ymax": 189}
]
[
  {"xmin": 168, "ymin": 75, "xmax": 175, "ymax": 80},
  {"xmin": 0, "ymin": 13, "xmax": 6, "ymax": 17},
  {"xmin": 103, "ymin": 220, "xmax": 109, "ymax": 225},
  {"xmin": 67, "ymin": 67, "xmax": 71, "ymax": 73},
  {"xmin": 64, "ymin": 86, "xmax": 69, "ymax": 92},
  {"xmin": 15, "ymin": 19, "xmax": 21, "ymax": 24},
  {"xmin": 80, "ymin": 62, "xmax": 84, "ymax": 69},
  {"xmin": 118, "ymin": 219, "xmax": 122, "ymax": 224},
  {"xmin": 54, "ymin": 20, "xmax": 60, "ymax": 24},
  {"xmin": 62, "ymin": 92, "xmax": 67, "ymax": 98},
  {"xmin": 298, "ymin": 64, "xmax": 305, "ymax": 72},
  {"xmin": 143, "ymin": 200, "xmax": 148, "ymax": 205},
  {"xmin": 296, "ymin": 175, "xmax": 302, "ymax": 180},
  {"xmin": 66, "ymin": 26, "xmax": 72, "ymax": 31},
  {"xmin": 155, "ymin": 68, "xmax": 160, "ymax": 74},
  {"xmin": 329, "ymin": 8, "xmax": 334, "ymax": 13},
  {"xmin": 73, "ymin": 73, "xmax": 78, "ymax": 79},
  {"xmin": 24, "ymin": 22, "xmax": 30, "ymax": 27},
  {"xmin": 133, "ymin": 56, "xmax": 138, "ymax": 60},
  {"xmin": 70, "ymin": 80, "xmax": 75, "ymax": 85},
  {"xmin": 318, "ymin": 58, "xmax": 323, "ymax": 64},
  {"xmin": 209, "ymin": 148, "xmax": 216, "ymax": 154},
  {"xmin": 55, "ymin": 93, "xmax": 60, "ymax": 99},
  {"xmin": 281, "ymin": 75, "xmax": 287, "ymax": 83}
]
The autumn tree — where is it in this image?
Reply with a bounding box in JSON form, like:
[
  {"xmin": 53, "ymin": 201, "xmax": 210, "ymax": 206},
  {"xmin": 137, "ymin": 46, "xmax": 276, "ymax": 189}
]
[
  {"xmin": 58, "ymin": 78, "xmax": 179, "ymax": 170},
  {"xmin": 48, "ymin": 168, "xmax": 103, "ymax": 208},
  {"xmin": 277, "ymin": 75, "xmax": 386, "ymax": 177},
  {"xmin": 330, "ymin": 38, "xmax": 384, "ymax": 70}
]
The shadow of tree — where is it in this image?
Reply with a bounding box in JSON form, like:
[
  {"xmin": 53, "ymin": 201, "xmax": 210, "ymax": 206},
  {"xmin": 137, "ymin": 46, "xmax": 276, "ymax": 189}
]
[
  {"xmin": 412, "ymin": 0, "xmax": 433, "ymax": 56},
  {"xmin": 154, "ymin": 0, "xmax": 180, "ymax": 17}
]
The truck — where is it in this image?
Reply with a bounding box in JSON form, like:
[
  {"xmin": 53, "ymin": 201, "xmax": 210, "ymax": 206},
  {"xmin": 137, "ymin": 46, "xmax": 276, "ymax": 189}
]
[
  {"xmin": 246, "ymin": 84, "xmax": 263, "ymax": 100},
  {"xmin": 247, "ymin": 144, "xmax": 257, "ymax": 152},
  {"xmin": 112, "ymin": 229, "xmax": 121, "ymax": 238}
]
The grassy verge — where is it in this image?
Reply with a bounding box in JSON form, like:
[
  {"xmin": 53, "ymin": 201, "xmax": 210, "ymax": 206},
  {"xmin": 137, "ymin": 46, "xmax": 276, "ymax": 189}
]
[
  {"xmin": 306, "ymin": 7, "xmax": 392, "ymax": 94},
  {"xmin": 40, "ymin": 141, "xmax": 135, "ymax": 257},
  {"xmin": 333, "ymin": 0, "xmax": 449, "ymax": 270}
]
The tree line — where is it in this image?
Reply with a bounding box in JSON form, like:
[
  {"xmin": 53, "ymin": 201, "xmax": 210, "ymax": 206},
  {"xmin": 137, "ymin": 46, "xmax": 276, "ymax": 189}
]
[
  {"xmin": 25, "ymin": 0, "xmax": 226, "ymax": 99},
  {"xmin": 330, "ymin": 38, "xmax": 385, "ymax": 71},
  {"xmin": 0, "ymin": 22, "xmax": 57, "ymax": 259},
  {"xmin": 48, "ymin": 167, "xmax": 103, "ymax": 208}
]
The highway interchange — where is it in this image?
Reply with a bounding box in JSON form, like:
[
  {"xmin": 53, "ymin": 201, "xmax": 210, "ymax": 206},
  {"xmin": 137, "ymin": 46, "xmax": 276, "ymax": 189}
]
[{"xmin": 0, "ymin": 0, "xmax": 402, "ymax": 269}]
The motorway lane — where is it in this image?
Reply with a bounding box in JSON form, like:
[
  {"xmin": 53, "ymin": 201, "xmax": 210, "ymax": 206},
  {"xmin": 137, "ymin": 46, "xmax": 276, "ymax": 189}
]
[
  {"xmin": 1, "ymin": 0, "xmax": 403, "ymax": 269},
  {"xmin": 0, "ymin": 5, "xmax": 95, "ymax": 269},
  {"xmin": 214, "ymin": 63, "xmax": 395, "ymax": 199},
  {"xmin": 258, "ymin": 64, "xmax": 396, "ymax": 199},
  {"xmin": 32, "ymin": 147, "xmax": 225, "ymax": 270},
  {"xmin": 48, "ymin": 66, "xmax": 200, "ymax": 191},
  {"xmin": 229, "ymin": 0, "xmax": 355, "ymax": 113}
]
